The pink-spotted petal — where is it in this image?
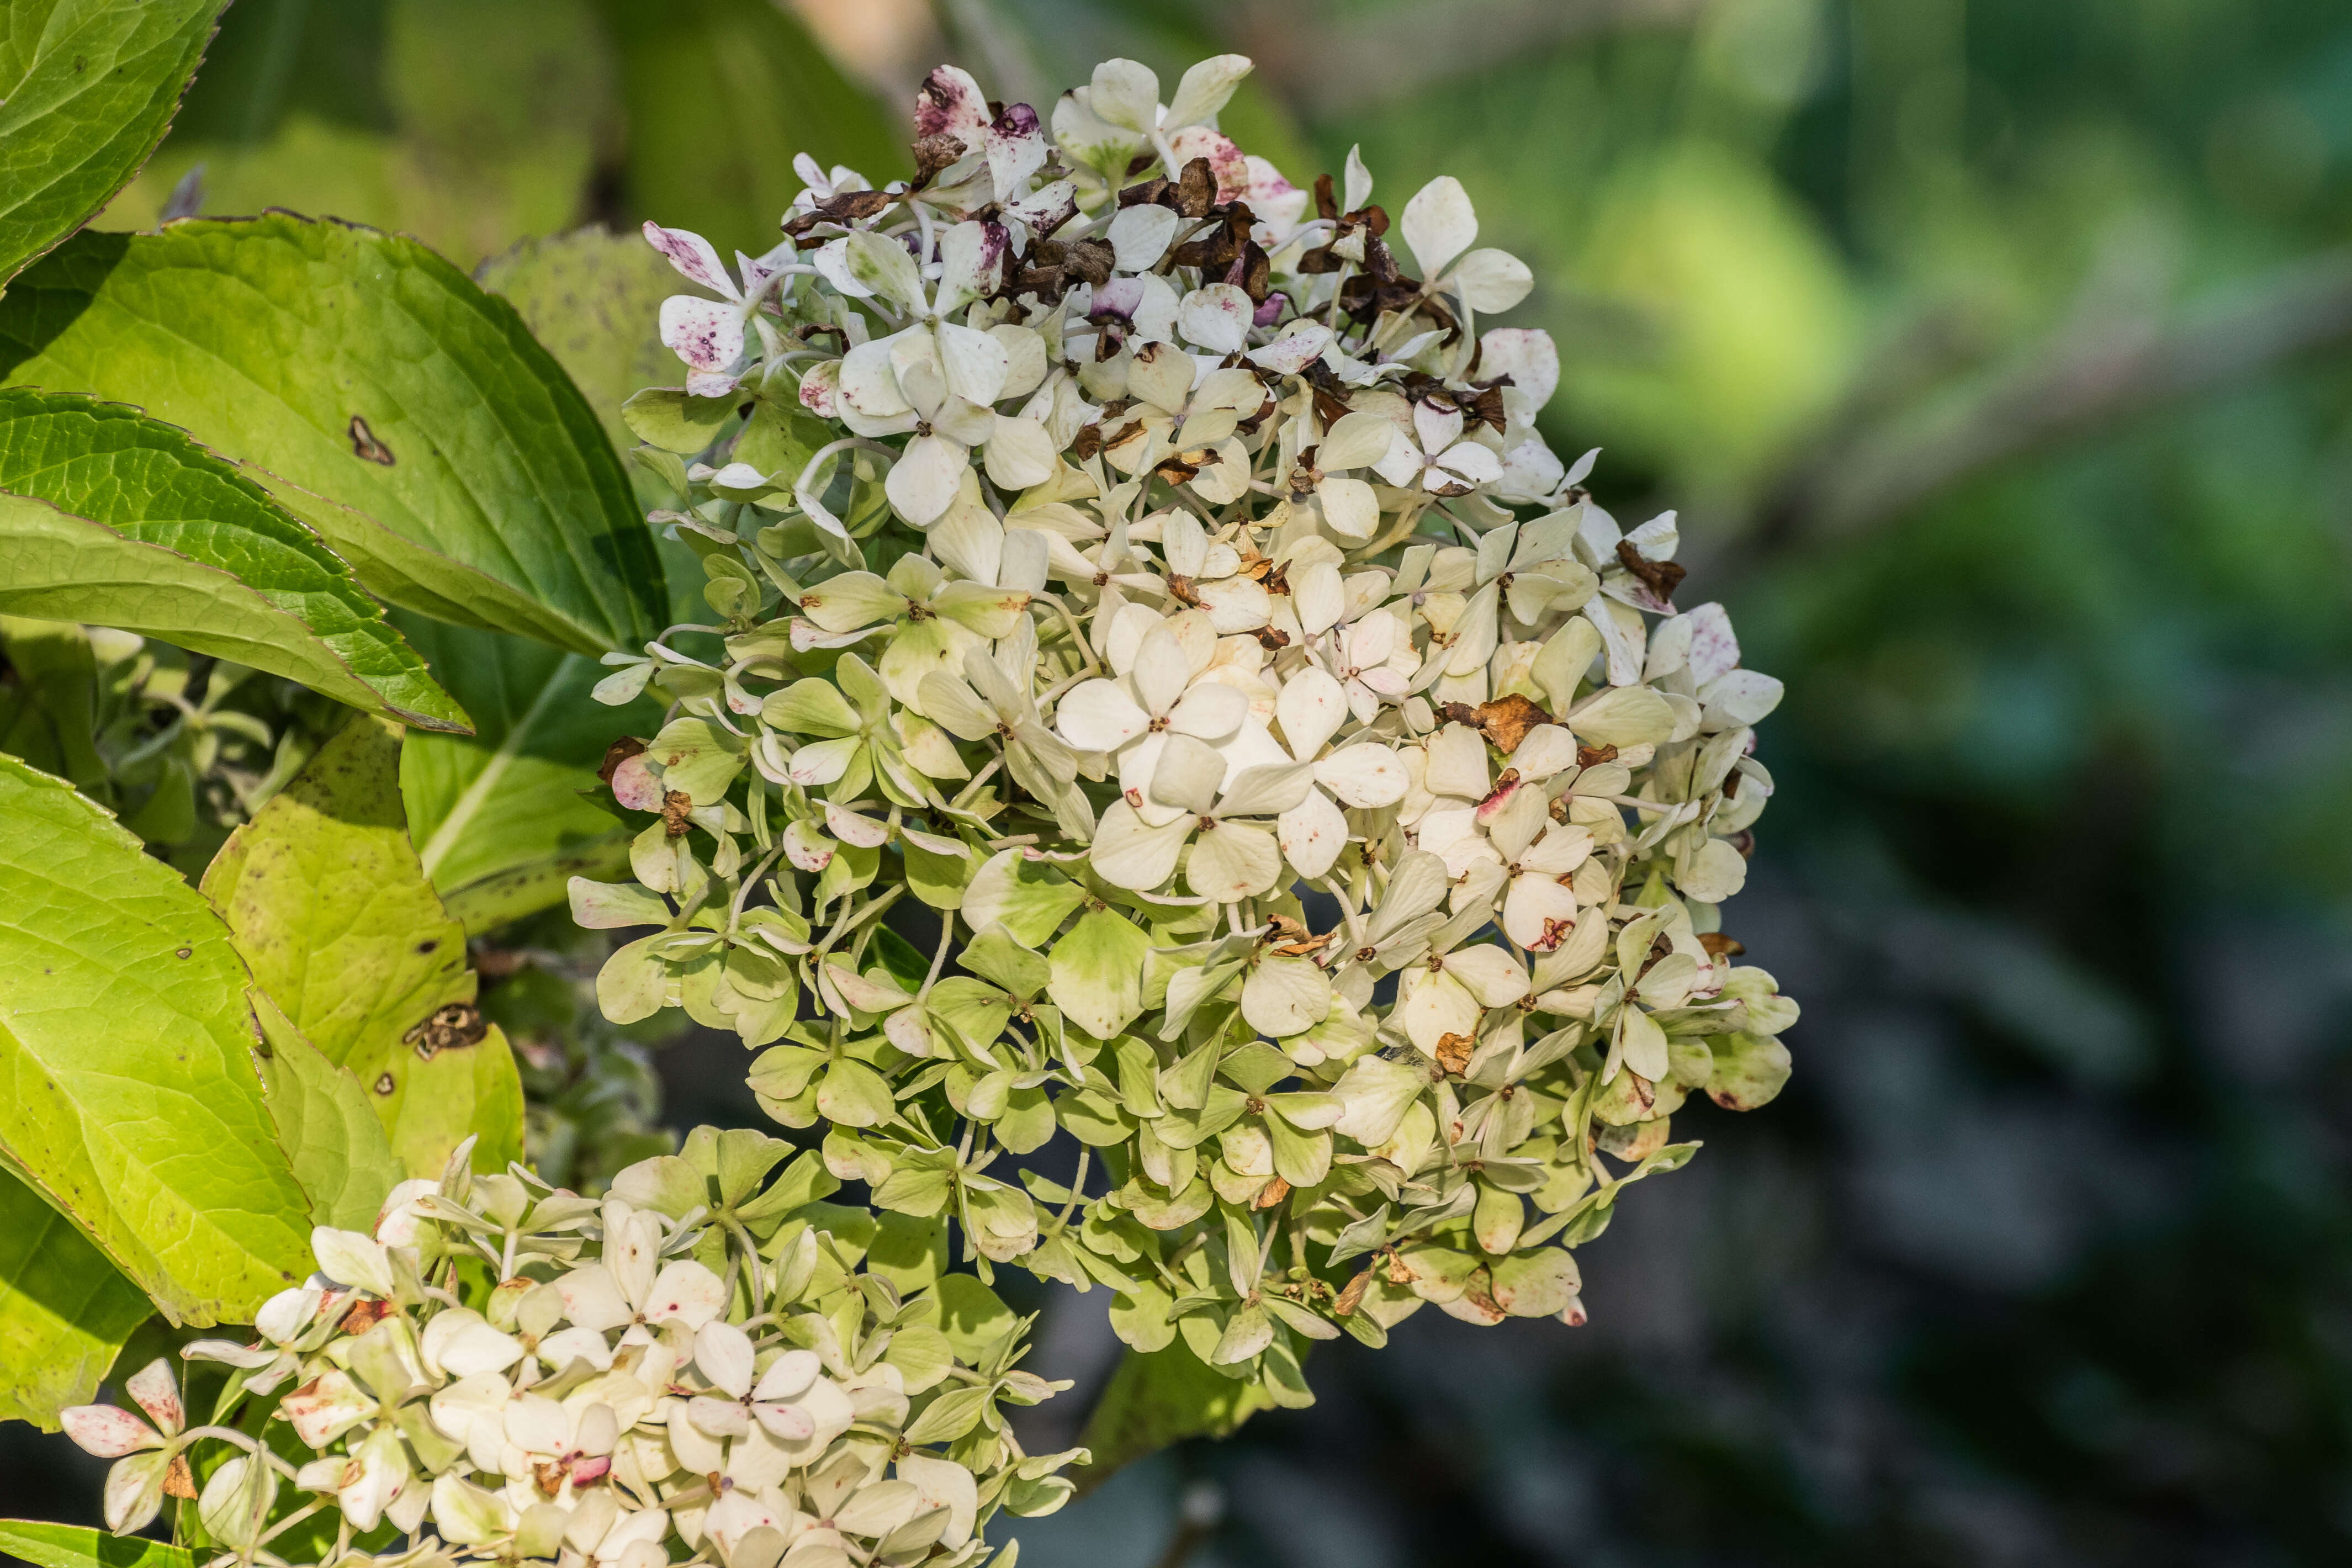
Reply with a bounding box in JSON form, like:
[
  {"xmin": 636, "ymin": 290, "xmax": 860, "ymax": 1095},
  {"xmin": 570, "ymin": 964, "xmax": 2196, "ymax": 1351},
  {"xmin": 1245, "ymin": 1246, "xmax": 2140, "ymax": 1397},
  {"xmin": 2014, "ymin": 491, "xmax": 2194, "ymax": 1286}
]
[
  {"xmin": 985, "ymin": 104, "xmax": 1048, "ymax": 203},
  {"xmin": 642, "ymin": 223, "xmax": 738, "ymax": 299},
  {"xmin": 61, "ymin": 1405, "xmax": 158, "ymax": 1458},
  {"xmin": 1164, "ymin": 126, "xmax": 1248, "ymax": 202},
  {"xmin": 660, "ymin": 296, "xmax": 744, "ymax": 374},
  {"xmin": 913, "ymin": 64, "xmax": 990, "ymax": 145},
  {"xmin": 125, "ymin": 1358, "xmax": 182, "ymax": 1437}
]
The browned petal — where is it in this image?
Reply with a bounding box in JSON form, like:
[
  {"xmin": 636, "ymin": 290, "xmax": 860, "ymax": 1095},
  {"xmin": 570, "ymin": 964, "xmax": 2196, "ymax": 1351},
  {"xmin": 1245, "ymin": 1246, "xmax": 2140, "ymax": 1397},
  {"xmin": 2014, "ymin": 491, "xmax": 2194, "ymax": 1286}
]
[
  {"xmin": 340, "ymin": 1298, "xmax": 395, "ymax": 1336},
  {"xmin": 1434, "ymin": 1031, "xmax": 1476, "ymax": 1077},
  {"xmin": 1615, "ymin": 539, "xmax": 1688, "ymax": 602},
  {"xmin": 910, "ymin": 132, "xmax": 969, "ymax": 187},
  {"xmin": 1474, "ymin": 693, "xmax": 1555, "ymax": 755},
  {"xmin": 1175, "ymin": 157, "xmax": 1217, "ymax": 218},
  {"xmin": 598, "ymin": 735, "xmax": 647, "ymax": 784},
  {"xmin": 1063, "ymin": 238, "xmax": 1116, "ymax": 284}
]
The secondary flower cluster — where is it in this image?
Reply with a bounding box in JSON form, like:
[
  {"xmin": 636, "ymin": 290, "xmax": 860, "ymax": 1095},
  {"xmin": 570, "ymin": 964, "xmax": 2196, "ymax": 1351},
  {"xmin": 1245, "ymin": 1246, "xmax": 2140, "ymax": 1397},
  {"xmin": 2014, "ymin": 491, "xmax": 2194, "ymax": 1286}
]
[
  {"xmin": 63, "ymin": 1136, "xmax": 1073, "ymax": 1568},
  {"xmin": 581, "ymin": 50, "xmax": 1800, "ymax": 1416}
]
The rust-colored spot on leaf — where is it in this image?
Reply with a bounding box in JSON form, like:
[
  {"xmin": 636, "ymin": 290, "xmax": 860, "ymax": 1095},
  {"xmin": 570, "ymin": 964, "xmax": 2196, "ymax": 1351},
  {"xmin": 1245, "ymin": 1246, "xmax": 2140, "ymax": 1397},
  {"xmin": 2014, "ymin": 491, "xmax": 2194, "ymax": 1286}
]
[
  {"xmin": 402, "ymin": 1002, "xmax": 486, "ymax": 1059},
  {"xmin": 348, "ymin": 415, "xmax": 395, "ymax": 465}
]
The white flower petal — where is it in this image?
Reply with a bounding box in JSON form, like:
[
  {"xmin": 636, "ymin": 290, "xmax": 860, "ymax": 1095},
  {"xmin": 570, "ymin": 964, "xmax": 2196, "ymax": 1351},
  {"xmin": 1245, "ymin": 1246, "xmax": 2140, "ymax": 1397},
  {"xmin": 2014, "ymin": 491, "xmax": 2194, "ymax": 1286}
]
[
  {"xmin": 556, "ymin": 1263, "xmax": 632, "ymax": 1334},
  {"xmin": 1055, "ymin": 679, "xmax": 1152, "ymax": 753},
  {"xmin": 1318, "ymin": 410, "xmax": 1397, "ymax": 472},
  {"xmin": 1276, "ymin": 788, "xmax": 1349, "ymax": 881},
  {"xmin": 936, "ymin": 321, "xmax": 1012, "ymax": 406},
  {"xmin": 1090, "ymin": 801, "xmax": 1193, "ymax": 890},
  {"xmin": 1314, "ymin": 744, "xmax": 1409, "ymax": 808},
  {"xmin": 1178, "ymin": 283, "xmax": 1253, "ymax": 356},
  {"xmin": 1452, "ymin": 248, "xmax": 1533, "ymax": 313},
  {"xmin": 1151, "ymin": 734, "xmax": 1226, "ymax": 815},
  {"xmin": 642, "ymin": 1260, "xmax": 726, "ymax": 1329},
  {"xmin": 1315, "ymin": 475, "xmax": 1380, "ymax": 540},
  {"xmin": 1166, "ymin": 680, "xmax": 1248, "ymax": 741},
  {"xmin": 1478, "ymin": 326, "xmax": 1560, "ymax": 410},
  {"xmin": 1185, "ymin": 819, "xmax": 1282, "ymax": 902},
  {"xmin": 694, "ymin": 1321, "xmax": 756, "ymax": 1400},
  {"xmin": 1402, "ymin": 174, "xmax": 1479, "ymax": 277},
  {"xmin": 983, "ymin": 415, "xmax": 1058, "ymax": 490},
  {"xmin": 840, "ymin": 230, "xmax": 926, "ymax": 315},
  {"xmin": 1163, "ymin": 53, "xmax": 1253, "ymax": 130},
  {"xmin": 1247, "ymin": 321, "xmax": 1333, "ymax": 374},
  {"xmin": 886, "ymin": 433, "xmax": 970, "ymax": 526},
  {"xmin": 1110, "ymin": 204, "xmax": 1182, "ymax": 273},
  {"xmin": 1275, "ymin": 665, "xmax": 1346, "ymax": 758},
  {"xmin": 1090, "ymin": 58, "xmax": 1161, "ymax": 133},
  {"xmin": 934, "ymin": 221, "xmax": 1008, "ymax": 318}
]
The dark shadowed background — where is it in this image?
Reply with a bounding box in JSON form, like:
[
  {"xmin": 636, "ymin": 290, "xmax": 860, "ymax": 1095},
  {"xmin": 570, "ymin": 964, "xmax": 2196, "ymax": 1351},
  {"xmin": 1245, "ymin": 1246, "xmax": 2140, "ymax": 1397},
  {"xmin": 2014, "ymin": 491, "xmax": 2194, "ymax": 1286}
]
[{"xmin": 9, "ymin": 0, "xmax": 2352, "ymax": 1563}]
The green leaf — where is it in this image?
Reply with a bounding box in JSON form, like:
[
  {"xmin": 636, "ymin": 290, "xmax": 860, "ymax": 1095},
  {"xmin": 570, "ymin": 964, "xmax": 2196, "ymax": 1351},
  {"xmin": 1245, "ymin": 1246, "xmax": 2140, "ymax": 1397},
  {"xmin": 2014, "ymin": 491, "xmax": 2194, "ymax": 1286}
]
[
  {"xmin": 0, "ymin": 0, "xmax": 224, "ymax": 284},
  {"xmin": 1076, "ymin": 1341, "xmax": 1275, "ymax": 1496},
  {"xmin": 0, "ymin": 217, "xmax": 666, "ymax": 654},
  {"xmin": 396, "ymin": 616, "xmax": 660, "ymax": 934},
  {"xmin": 0, "ymin": 1170, "xmax": 150, "ymax": 1429},
  {"xmin": 596, "ymin": 0, "xmax": 904, "ymax": 258},
  {"xmin": 0, "ymin": 388, "xmax": 467, "ymax": 729},
  {"xmin": 872, "ymin": 924, "xmax": 929, "ymax": 993},
  {"xmin": 476, "ymin": 226, "xmax": 680, "ymax": 456},
  {"xmin": 0, "ymin": 1520, "xmax": 193, "ymax": 1568},
  {"xmin": 0, "ymin": 752, "xmax": 312, "ymax": 1324},
  {"xmin": 250, "ymin": 992, "xmax": 402, "ymax": 1232},
  {"xmin": 0, "ymin": 489, "xmax": 470, "ymax": 730},
  {"xmin": 367, "ymin": 1016, "xmax": 526, "ymax": 1179},
  {"xmin": 201, "ymin": 713, "xmax": 523, "ymax": 1177}
]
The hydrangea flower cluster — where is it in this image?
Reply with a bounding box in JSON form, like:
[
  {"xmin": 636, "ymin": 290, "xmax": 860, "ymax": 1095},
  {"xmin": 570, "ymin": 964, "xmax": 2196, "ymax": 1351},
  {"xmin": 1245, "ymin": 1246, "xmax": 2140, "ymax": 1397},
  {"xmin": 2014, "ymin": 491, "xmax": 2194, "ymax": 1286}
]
[
  {"xmin": 63, "ymin": 1136, "xmax": 1076, "ymax": 1568},
  {"xmin": 586, "ymin": 50, "xmax": 1800, "ymax": 1410}
]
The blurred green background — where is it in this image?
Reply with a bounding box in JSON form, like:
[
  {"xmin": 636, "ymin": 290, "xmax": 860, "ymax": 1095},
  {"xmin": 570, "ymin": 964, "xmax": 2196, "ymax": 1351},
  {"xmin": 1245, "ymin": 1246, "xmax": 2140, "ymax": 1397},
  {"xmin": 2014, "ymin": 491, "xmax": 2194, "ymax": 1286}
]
[{"xmin": 16, "ymin": 0, "xmax": 2352, "ymax": 1562}]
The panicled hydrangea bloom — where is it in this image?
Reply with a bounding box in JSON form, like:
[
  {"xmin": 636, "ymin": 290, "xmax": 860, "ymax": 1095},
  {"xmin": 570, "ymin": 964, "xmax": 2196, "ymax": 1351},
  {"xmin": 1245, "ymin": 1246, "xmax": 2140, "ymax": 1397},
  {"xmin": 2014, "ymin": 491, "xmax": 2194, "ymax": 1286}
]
[
  {"xmin": 65, "ymin": 1135, "xmax": 1076, "ymax": 1568},
  {"xmin": 594, "ymin": 49, "xmax": 1799, "ymax": 1393}
]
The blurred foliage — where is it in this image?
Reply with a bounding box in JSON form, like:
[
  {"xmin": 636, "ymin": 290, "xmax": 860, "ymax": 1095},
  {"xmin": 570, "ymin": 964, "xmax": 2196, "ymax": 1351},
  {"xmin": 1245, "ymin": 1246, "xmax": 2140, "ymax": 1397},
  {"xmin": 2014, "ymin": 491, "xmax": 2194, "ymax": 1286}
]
[
  {"xmin": 0, "ymin": 616, "xmax": 346, "ymax": 878},
  {"xmin": 18, "ymin": 0, "xmax": 2349, "ymax": 1562}
]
